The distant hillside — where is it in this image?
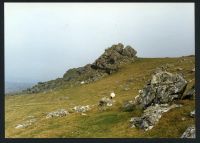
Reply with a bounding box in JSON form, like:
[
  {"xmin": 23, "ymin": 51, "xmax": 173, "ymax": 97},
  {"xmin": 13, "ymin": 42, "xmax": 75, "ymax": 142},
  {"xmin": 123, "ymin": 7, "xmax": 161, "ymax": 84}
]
[{"xmin": 5, "ymin": 82, "xmax": 35, "ymax": 94}]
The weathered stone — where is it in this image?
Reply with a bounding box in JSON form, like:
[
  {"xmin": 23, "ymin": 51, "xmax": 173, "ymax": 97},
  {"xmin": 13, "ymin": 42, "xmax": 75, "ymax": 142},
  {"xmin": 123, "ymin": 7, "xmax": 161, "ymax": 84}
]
[
  {"xmin": 72, "ymin": 105, "xmax": 91, "ymax": 113},
  {"xmin": 15, "ymin": 118, "xmax": 37, "ymax": 129},
  {"xmin": 181, "ymin": 125, "xmax": 195, "ymax": 138},
  {"xmin": 46, "ymin": 109, "xmax": 69, "ymax": 119},
  {"xmin": 130, "ymin": 104, "xmax": 182, "ymax": 131},
  {"xmin": 135, "ymin": 71, "xmax": 187, "ymax": 109}
]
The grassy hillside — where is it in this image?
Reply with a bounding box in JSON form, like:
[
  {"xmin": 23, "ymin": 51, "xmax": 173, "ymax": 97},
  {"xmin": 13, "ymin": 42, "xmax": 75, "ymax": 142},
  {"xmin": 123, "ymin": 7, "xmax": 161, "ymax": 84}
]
[{"xmin": 5, "ymin": 57, "xmax": 195, "ymax": 138}]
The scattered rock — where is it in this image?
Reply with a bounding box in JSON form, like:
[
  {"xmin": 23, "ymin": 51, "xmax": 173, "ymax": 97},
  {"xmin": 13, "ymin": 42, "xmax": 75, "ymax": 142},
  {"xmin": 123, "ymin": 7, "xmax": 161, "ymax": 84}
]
[
  {"xmin": 181, "ymin": 117, "xmax": 186, "ymax": 121},
  {"xmin": 181, "ymin": 125, "xmax": 195, "ymax": 138},
  {"xmin": 130, "ymin": 104, "xmax": 182, "ymax": 131},
  {"xmin": 122, "ymin": 100, "xmax": 135, "ymax": 112},
  {"xmin": 135, "ymin": 71, "xmax": 187, "ymax": 109},
  {"xmin": 190, "ymin": 110, "xmax": 195, "ymax": 118},
  {"xmin": 15, "ymin": 118, "xmax": 37, "ymax": 129},
  {"xmin": 46, "ymin": 109, "xmax": 69, "ymax": 119},
  {"xmin": 72, "ymin": 105, "xmax": 91, "ymax": 113}
]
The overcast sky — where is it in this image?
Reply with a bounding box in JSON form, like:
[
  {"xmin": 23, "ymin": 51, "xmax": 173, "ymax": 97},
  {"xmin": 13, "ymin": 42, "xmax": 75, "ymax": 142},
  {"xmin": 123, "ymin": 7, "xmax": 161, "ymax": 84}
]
[{"xmin": 5, "ymin": 3, "xmax": 194, "ymax": 83}]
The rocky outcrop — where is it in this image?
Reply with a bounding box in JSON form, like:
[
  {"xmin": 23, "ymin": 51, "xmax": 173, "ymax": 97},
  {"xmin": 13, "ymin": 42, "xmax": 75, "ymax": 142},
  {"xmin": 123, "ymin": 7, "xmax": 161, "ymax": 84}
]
[
  {"xmin": 130, "ymin": 104, "xmax": 182, "ymax": 131},
  {"xmin": 91, "ymin": 43, "xmax": 137, "ymax": 74},
  {"xmin": 134, "ymin": 71, "xmax": 187, "ymax": 109},
  {"xmin": 24, "ymin": 43, "xmax": 137, "ymax": 94},
  {"xmin": 181, "ymin": 125, "xmax": 195, "ymax": 138}
]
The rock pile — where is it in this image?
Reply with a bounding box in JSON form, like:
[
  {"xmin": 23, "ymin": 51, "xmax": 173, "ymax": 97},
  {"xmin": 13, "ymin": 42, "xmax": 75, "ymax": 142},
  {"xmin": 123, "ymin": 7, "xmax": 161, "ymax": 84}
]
[
  {"xmin": 130, "ymin": 70, "xmax": 189, "ymax": 131},
  {"xmin": 130, "ymin": 104, "xmax": 182, "ymax": 131},
  {"xmin": 134, "ymin": 71, "xmax": 187, "ymax": 109},
  {"xmin": 46, "ymin": 109, "xmax": 69, "ymax": 119},
  {"xmin": 25, "ymin": 43, "xmax": 137, "ymax": 94},
  {"xmin": 181, "ymin": 125, "xmax": 196, "ymax": 138}
]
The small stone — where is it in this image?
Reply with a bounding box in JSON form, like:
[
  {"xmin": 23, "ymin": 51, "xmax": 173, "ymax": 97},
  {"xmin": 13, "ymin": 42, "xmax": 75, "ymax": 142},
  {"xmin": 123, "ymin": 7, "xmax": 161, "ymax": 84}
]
[
  {"xmin": 181, "ymin": 117, "xmax": 186, "ymax": 121},
  {"xmin": 80, "ymin": 81, "xmax": 85, "ymax": 84},
  {"xmin": 15, "ymin": 124, "xmax": 24, "ymax": 129},
  {"xmin": 181, "ymin": 125, "xmax": 195, "ymax": 138},
  {"xmin": 190, "ymin": 110, "xmax": 195, "ymax": 118},
  {"xmin": 191, "ymin": 68, "xmax": 195, "ymax": 72}
]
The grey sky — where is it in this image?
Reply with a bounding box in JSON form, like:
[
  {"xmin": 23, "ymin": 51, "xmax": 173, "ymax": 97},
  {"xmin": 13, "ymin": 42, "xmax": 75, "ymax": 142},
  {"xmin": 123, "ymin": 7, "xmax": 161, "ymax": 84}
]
[{"xmin": 5, "ymin": 3, "xmax": 194, "ymax": 83}]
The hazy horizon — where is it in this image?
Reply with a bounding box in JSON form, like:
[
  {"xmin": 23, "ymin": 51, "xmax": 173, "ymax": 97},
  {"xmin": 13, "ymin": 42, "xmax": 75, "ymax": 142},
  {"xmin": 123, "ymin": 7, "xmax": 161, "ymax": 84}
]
[{"xmin": 5, "ymin": 3, "xmax": 194, "ymax": 83}]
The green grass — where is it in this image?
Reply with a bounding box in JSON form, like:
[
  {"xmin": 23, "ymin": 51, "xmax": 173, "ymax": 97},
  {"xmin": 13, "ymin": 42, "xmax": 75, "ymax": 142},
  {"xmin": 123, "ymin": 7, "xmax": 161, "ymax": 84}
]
[{"xmin": 5, "ymin": 57, "xmax": 195, "ymax": 138}]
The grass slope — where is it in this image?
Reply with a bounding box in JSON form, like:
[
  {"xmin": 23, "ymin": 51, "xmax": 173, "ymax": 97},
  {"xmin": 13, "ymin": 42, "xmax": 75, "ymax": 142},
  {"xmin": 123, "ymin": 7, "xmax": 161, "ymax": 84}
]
[{"xmin": 5, "ymin": 57, "xmax": 195, "ymax": 138}]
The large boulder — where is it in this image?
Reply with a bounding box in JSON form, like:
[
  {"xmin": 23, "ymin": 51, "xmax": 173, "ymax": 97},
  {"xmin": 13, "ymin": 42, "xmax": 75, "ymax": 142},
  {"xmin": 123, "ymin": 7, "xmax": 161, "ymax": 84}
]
[{"xmin": 135, "ymin": 71, "xmax": 187, "ymax": 109}]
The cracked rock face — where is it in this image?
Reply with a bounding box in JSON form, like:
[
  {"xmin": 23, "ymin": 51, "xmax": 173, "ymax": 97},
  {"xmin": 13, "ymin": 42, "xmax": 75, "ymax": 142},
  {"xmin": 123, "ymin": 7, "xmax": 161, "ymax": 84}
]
[
  {"xmin": 130, "ymin": 104, "xmax": 182, "ymax": 131},
  {"xmin": 135, "ymin": 71, "xmax": 187, "ymax": 109},
  {"xmin": 181, "ymin": 125, "xmax": 195, "ymax": 138}
]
